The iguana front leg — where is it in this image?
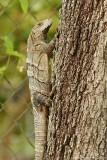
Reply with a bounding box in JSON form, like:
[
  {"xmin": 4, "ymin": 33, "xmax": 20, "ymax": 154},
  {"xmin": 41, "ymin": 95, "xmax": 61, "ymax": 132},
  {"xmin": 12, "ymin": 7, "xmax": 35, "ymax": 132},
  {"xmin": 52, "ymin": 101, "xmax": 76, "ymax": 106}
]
[{"xmin": 35, "ymin": 38, "xmax": 56, "ymax": 58}]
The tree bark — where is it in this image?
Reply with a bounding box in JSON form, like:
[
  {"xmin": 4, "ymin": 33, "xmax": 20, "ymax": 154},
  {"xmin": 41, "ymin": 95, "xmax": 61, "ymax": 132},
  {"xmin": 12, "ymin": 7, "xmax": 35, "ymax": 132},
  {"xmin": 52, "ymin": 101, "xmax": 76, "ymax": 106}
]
[{"xmin": 45, "ymin": 0, "xmax": 107, "ymax": 159}]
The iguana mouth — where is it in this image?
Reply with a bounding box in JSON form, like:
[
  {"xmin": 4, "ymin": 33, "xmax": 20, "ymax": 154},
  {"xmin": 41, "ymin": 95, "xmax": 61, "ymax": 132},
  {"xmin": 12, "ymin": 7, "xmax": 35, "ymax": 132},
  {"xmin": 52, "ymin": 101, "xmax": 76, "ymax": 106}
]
[
  {"xmin": 43, "ymin": 22, "xmax": 52, "ymax": 40},
  {"xmin": 42, "ymin": 19, "xmax": 52, "ymax": 34}
]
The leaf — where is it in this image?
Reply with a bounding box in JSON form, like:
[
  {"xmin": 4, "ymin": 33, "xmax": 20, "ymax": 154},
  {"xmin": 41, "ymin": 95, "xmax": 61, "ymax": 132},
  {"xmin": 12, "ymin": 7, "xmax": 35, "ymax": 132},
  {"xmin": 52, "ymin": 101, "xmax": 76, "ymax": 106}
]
[
  {"xmin": 19, "ymin": 0, "xmax": 28, "ymax": 13},
  {"xmin": 13, "ymin": 51, "xmax": 26, "ymax": 61},
  {"xmin": 0, "ymin": 66, "xmax": 6, "ymax": 74},
  {"xmin": 2, "ymin": 36, "xmax": 14, "ymax": 54},
  {"xmin": 2, "ymin": 36, "xmax": 26, "ymax": 61}
]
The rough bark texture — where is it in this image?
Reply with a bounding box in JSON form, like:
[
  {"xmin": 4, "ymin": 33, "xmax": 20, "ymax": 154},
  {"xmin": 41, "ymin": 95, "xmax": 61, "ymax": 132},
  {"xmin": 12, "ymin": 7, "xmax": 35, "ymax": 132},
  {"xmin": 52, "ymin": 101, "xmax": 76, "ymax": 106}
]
[{"xmin": 45, "ymin": 0, "xmax": 107, "ymax": 159}]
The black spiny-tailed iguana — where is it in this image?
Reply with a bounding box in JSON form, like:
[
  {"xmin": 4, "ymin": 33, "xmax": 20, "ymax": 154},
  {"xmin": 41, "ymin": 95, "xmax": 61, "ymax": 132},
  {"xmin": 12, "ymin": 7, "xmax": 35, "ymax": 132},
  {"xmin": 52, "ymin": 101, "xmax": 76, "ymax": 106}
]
[{"xmin": 26, "ymin": 19, "xmax": 56, "ymax": 160}]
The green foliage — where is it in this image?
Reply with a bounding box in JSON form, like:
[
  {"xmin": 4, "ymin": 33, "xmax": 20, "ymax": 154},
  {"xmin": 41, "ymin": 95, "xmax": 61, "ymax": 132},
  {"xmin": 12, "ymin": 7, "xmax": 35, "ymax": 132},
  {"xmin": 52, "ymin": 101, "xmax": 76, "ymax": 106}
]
[
  {"xmin": 0, "ymin": 66, "xmax": 6, "ymax": 74},
  {"xmin": 0, "ymin": 0, "xmax": 61, "ymax": 159},
  {"xmin": 2, "ymin": 36, "xmax": 25, "ymax": 61},
  {"xmin": 19, "ymin": 0, "xmax": 28, "ymax": 13},
  {"xmin": 2, "ymin": 36, "xmax": 14, "ymax": 54}
]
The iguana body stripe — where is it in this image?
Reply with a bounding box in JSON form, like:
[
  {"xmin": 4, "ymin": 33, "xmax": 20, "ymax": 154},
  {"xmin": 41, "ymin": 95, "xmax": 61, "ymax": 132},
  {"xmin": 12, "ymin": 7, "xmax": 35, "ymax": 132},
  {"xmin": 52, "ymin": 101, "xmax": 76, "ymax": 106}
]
[
  {"xmin": 27, "ymin": 64, "xmax": 49, "ymax": 83},
  {"xmin": 26, "ymin": 63, "xmax": 46, "ymax": 72}
]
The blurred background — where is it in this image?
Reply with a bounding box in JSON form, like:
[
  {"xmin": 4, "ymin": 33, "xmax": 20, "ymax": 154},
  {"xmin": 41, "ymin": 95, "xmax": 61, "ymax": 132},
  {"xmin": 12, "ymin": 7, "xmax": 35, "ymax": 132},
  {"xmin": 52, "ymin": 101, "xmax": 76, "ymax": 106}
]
[{"xmin": 0, "ymin": 0, "xmax": 61, "ymax": 160}]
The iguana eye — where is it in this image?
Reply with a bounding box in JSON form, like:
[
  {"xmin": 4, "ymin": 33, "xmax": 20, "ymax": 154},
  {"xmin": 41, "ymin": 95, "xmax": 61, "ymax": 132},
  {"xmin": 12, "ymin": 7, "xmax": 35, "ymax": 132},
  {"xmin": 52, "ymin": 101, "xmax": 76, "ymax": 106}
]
[{"xmin": 38, "ymin": 22, "xmax": 43, "ymax": 26}]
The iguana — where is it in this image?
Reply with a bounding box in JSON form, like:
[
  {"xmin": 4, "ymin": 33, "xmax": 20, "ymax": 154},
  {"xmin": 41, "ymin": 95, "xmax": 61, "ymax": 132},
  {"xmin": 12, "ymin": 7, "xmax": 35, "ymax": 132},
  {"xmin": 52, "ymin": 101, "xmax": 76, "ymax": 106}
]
[{"xmin": 26, "ymin": 19, "xmax": 56, "ymax": 160}]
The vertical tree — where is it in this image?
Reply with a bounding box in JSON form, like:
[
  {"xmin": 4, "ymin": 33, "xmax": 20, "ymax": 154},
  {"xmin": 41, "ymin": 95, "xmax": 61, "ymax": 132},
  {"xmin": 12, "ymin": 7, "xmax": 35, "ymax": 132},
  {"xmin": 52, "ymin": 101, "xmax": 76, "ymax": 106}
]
[{"xmin": 45, "ymin": 0, "xmax": 107, "ymax": 159}]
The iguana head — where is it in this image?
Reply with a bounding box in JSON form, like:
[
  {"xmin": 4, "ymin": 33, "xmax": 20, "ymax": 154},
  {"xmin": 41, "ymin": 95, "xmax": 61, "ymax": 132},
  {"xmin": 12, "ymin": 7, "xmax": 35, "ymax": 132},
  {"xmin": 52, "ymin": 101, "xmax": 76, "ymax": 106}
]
[{"xmin": 31, "ymin": 19, "xmax": 52, "ymax": 41}]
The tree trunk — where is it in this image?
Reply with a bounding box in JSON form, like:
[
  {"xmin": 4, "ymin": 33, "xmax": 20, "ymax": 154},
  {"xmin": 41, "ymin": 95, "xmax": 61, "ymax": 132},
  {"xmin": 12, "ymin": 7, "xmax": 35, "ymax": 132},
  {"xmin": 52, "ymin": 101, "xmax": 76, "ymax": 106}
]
[{"xmin": 45, "ymin": 0, "xmax": 107, "ymax": 159}]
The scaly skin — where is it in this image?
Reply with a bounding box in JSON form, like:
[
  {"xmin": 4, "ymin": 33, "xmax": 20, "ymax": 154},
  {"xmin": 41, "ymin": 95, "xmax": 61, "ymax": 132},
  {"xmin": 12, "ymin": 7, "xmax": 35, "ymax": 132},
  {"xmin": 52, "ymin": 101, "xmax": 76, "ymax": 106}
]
[{"xmin": 26, "ymin": 19, "xmax": 55, "ymax": 160}]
